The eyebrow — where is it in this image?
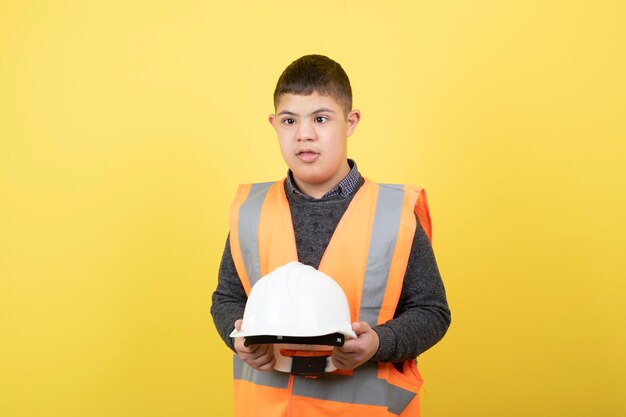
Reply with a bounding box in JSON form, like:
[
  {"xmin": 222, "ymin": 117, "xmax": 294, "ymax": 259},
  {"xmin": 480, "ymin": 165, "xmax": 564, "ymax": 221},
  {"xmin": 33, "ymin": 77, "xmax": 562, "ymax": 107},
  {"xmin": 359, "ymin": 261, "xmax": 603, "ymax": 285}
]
[{"xmin": 277, "ymin": 107, "xmax": 337, "ymax": 117}]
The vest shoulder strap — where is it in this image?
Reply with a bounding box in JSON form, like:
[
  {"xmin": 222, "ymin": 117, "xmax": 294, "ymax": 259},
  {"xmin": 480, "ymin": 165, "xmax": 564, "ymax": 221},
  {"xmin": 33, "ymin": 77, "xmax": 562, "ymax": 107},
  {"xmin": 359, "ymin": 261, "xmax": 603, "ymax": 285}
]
[{"xmin": 379, "ymin": 183, "xmax": 432, "ymax": 243}]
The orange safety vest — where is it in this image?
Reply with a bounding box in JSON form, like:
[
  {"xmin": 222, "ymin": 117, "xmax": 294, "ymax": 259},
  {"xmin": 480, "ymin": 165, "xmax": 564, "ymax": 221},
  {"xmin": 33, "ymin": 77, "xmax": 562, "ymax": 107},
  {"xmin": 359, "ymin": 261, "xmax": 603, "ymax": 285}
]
[{"xmin": 229, "ymin": 178, "xmax": 432, "ymax": 417}]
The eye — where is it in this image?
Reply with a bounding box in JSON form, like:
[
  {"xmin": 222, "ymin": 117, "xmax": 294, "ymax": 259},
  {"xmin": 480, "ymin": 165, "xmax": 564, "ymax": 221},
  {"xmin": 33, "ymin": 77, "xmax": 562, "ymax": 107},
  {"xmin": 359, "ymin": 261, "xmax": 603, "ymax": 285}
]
[
  {"xmin": 315, "ymin": 116, "xmax": 329, "ymax": 123},
  {"xmin": 282, "ymin": 118, "xmax": 296, "ymax": 125}
]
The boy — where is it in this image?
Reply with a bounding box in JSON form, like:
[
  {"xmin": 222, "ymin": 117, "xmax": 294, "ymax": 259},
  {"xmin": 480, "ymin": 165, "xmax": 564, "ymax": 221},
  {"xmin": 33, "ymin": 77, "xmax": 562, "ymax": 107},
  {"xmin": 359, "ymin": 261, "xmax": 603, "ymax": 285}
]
[{"xmin": 211, "ymin": 55, "xmax": 450, "ymax": 416}]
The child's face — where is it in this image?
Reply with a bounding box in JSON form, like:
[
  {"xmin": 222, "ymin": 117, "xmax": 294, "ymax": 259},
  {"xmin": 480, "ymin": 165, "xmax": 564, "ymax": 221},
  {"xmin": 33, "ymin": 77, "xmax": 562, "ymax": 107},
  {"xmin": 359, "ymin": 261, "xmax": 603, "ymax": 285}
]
[{"xmin": 269, "ymin": 92, "xmax": 360, "ymax": 198}]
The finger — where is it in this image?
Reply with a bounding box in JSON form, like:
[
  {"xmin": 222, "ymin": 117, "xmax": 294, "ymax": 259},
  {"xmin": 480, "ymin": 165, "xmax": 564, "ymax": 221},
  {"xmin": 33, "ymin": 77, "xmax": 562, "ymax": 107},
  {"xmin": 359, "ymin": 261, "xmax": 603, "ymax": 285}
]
[
  {"xmin": 255, "ymin": 358, "xmax": 276, "ymax": 371},
  {"xmin": 255, "ymin": 354, "xmax": 276, "ymax": 371},
  {"xmin": 352, "ymin": 321, "xmax": 372, "ymax": 336},
  {"xmin": 331, "ymin": 353, "xmax": 350, "ymax": 370},
  {"xmin": 236, "ymin": 339, "xmax": 259, "ymax": 354},
  {"xmin": 338, "ymin": 349, "xmax": 365, "ymax": 365},
  {"xmin": 249, "ymin": 345, "xmax": 275, "ymax": 369},
  {"xmin": 234, "ymin": 337, "xmax": 244, "ymax": 352},
  {"xmin": 338, "ymin": 338, "xmax": 360, "ymax": 354},
  {"xmin": 247, "ymin": 343, "xmax": 270, "ymax": 361},
  {"xmin": 332, "ymin": 347, "xmax": 353, "ymax": 362}
]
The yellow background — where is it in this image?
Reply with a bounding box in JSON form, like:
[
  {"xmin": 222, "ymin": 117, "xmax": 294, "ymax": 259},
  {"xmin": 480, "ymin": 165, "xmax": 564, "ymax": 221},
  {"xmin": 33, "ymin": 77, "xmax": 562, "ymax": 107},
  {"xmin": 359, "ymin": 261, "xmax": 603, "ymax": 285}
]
[{"xmin": 1, "ymin": 1, "xmax": 625, "ymax": 416}]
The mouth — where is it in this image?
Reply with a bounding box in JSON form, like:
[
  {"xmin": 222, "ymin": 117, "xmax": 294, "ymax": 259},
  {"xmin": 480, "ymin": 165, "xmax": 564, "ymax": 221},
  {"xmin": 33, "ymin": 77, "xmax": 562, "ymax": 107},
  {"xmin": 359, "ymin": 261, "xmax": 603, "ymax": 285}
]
[{"xmin": 296, "ymin": 149, "xmax": 319, "ymax": 163}]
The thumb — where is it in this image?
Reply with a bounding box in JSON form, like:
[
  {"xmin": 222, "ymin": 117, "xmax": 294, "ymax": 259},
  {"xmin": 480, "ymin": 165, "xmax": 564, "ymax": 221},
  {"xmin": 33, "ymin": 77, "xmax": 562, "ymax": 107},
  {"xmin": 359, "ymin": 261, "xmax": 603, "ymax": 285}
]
[
  {"xmin": 352, "ymin": 321, "xmax": 372, "ymax": 336},
  {"xmin": 234, "ymin": 319, "xmax": 243, "ymax": 331}
]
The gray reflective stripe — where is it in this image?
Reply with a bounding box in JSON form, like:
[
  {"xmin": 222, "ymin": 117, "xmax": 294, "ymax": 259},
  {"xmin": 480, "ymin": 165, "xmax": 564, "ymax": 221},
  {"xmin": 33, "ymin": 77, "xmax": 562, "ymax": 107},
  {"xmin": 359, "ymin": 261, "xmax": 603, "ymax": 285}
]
[
  {"xmin": 384, "ymin": 183, "xmax": 405, "ymax": 191},
  {"xmin": 292, "ymin": 362, "xmax": 416, "ymax": 415},
  {"xmin": 233, "ymin": 356, "xmax": 290, "ymax": 389},
  {"xmin": 388, "ymin": 383, "xmax": 416, "ymax": 415},
  {"xmin": 238, "ymin": 182, "xmax": 274, "ymax": 288},
  {"xmin": 359, "ymin": 184, "xmax": 405, "ymax": 326}
]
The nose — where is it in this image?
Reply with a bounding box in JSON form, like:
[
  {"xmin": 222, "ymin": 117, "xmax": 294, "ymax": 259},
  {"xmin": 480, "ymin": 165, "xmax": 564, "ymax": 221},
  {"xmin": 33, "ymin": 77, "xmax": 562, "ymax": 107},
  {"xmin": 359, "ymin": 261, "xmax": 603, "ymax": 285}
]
[{"xmin": 296, "ymin": 120, "xmax": 316, "ymax": 142}]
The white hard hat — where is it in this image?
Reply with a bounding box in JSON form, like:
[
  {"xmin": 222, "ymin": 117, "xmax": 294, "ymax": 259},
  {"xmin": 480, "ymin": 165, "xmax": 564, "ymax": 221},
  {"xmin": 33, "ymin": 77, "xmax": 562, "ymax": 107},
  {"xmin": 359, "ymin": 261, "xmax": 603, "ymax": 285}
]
[{"xmin": 230, "ymin": 261, "xmax": 357, "ymax": 375}]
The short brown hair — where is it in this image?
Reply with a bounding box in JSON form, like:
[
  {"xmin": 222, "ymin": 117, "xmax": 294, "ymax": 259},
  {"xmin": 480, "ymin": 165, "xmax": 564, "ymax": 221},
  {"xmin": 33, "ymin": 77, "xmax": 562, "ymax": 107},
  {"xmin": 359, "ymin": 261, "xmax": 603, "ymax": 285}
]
[{"xmin": 273, "ymin": 55, "xmax": 352, "ymax": 116}]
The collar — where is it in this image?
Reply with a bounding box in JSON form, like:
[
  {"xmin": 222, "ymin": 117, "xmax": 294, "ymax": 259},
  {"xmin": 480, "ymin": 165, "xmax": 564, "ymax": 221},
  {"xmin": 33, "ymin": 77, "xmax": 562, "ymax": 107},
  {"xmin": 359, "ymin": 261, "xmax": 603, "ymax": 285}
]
[{"xmin": 285, "ymin": 159, "xmax": 362, "ymax": 200}]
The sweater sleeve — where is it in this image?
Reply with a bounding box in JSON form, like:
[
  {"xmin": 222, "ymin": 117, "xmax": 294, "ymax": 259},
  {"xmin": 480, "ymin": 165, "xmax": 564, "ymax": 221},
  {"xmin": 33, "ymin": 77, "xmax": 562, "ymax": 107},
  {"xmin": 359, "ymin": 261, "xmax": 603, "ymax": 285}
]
[
  {"xmin": 372, "ymin": 217, "xmax": 451, "ymax": 362},
  {"xmin": 210, "ymin": 234, "xmax": 247, "ymax": 352}
]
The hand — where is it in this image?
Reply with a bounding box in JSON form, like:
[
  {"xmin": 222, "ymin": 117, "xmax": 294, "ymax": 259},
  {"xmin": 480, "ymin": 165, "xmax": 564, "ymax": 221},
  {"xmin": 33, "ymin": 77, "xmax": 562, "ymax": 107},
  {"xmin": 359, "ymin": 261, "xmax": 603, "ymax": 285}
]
[
  {"xmin": 233, "ymin": 319, "xmax": 276, "ymax": 371},
  {"xmin": 331, "ymin": 321, "xmax": 380, "ymax": 370}
]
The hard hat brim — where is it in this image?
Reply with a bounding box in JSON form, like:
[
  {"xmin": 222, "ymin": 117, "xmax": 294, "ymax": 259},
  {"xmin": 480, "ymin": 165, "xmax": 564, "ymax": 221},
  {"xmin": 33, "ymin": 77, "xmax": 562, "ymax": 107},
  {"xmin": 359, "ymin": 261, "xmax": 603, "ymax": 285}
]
[
  {"xmin": 242, "ymin": 333, "xmax": 347, "ymax": 347},
  {"xmin": 230, "ymin": 327, "xmax": 357, "ymax": 340}
]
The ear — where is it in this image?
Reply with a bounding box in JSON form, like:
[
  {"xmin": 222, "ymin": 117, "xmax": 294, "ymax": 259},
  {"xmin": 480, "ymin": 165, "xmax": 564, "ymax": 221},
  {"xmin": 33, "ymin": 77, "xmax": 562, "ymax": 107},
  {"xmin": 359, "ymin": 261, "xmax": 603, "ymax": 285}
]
[
  {"xmin": 346, "ymin": 109, "xmax": 361, "ymax": 137},
  {"xmin": 268, "ymin": 114, "xmax": 276, "ymax": 126}
]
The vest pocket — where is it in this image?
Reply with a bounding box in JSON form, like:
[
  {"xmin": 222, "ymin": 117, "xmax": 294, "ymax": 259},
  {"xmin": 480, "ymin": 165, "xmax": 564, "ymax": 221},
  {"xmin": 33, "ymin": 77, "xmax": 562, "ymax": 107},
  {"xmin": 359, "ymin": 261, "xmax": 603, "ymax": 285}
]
[{"xmin": 387, "ymin": 360, "xmax": 423, "ymax": 389}]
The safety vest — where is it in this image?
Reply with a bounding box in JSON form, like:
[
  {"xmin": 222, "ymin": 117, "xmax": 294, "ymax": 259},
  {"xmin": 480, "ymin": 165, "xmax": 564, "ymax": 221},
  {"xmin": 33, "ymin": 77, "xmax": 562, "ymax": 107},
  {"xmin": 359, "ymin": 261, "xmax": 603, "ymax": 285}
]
[{"xmin": 228, "ymin": 178, "xmax": 432, "ymax": 417}]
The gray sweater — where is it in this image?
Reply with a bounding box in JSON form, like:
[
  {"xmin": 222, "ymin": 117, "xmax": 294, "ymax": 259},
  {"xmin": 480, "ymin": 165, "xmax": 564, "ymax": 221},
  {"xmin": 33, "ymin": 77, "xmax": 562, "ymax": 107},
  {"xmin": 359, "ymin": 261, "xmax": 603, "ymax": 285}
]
[{"xmin": 210, "ymin": 179, "xmax": 451, "ymax": 363}]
